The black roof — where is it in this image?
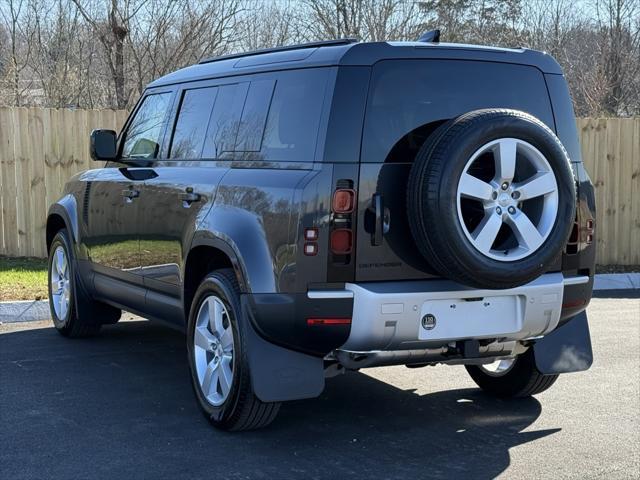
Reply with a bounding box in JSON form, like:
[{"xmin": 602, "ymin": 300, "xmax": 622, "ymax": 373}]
[{"xmin": 147, "ymin": 40, "xmax": 563, "ymax": 89}]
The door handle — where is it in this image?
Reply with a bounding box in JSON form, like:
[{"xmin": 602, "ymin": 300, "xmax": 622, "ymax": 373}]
[
  {"xmin": 180, "ymin": 187, "xmax": 201, "ymax": 205},
  {"xmin": 367, "ymin": 193, "xmax": 390, "ymax": 246},
  {"xmin": 121, "ymin": 189, "xmax": 139, "ymax": 201}
]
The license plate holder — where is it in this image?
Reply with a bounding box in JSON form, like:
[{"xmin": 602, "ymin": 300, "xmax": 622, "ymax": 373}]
[{"xmin": 417, "ymin": 295, "xmax": 523, "ymax": 341}]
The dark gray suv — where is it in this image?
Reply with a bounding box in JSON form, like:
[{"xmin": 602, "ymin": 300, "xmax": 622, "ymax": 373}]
[{"xmin": 46, "ymin": 38, "xmax": 596, "ymax": 430}]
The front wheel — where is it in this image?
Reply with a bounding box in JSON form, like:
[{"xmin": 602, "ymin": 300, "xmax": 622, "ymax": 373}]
[
  {"xmin": 186, "ymin": 269, "xmax": 280, "ymax": 431},
  {"xmin": 465, "ymin": 349, "xmax": 559, "ymax": 398},
  {"xmin": 48, "ymin": 229, "xmax": 120, "ymax": 337}
]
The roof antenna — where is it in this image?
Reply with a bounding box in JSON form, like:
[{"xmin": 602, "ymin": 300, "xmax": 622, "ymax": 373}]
[{"xmin": 417, "ymin": 29, "xmax": 440, "ymax": 43}]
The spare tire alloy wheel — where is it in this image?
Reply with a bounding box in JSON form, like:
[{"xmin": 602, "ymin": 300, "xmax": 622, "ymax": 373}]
[
  {"xmin": 457, "ymin": 138, "xmax": 559, "ymax": 261},
  {"xmin": 407, "ymin": 109, "xmax": 576, "ymax": 289},
  {"xmin": 193, "ymin": 295, "xmax": 235, "ymax": 407}
]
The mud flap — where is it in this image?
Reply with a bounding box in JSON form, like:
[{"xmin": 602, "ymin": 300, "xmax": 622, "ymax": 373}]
[
  {"xmin": 533, "ymin": 311, "xmax": 593, "ymax": 374},
  {"xmin": 240, "ymin": 296, "xmax": 325, "ymax": 402}
]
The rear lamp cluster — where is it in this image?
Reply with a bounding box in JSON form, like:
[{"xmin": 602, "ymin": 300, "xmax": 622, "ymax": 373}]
[
  {"xmin": 330, "ymin": 187, "xmax": 355, "ymax": 256},
  {"xmin": 566, "ymin": 217, "xmax": 595, "ymax": 255},
  {"xmin": 585, "ymin": 219, "xmax": 594, "ymax": 245},
  {"xmin": 303, "ymin": 184, "xmax": 356, "ymax": 258}
]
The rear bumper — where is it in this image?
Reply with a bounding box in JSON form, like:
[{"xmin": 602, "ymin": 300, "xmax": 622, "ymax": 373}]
[{"xmin": 310, "ymin": 273, "xmax": 590, "ymax": 352}]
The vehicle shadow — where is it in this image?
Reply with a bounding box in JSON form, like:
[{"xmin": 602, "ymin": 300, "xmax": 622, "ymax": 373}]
[{"xmin": 0, "ymin": 320, "xmax": 559, "ymax": 480}]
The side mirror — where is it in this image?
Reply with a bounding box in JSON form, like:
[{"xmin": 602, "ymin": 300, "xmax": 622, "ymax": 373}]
[{"xmin": 90, "ymin": 129, "xmax": 117, "ymax": 161}]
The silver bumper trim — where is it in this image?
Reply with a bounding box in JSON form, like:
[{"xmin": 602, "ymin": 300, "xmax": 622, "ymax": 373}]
[
  {"xmin": 562, "ymin": 275, "xmax": 590, "ymax": 286},
  {"xmin": 307, "ymin": 290, "xmax": 354, "ymax": 299},
  {"xmin": 307, "ymin": 275, "xmax": 589, "ymax": 299},
  {"xmin": 335, "ymin": 273, "xmax": 588, "ymax": 351}
]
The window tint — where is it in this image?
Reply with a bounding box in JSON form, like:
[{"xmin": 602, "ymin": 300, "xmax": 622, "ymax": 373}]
[
  {"xmin": 260, "ymin": 69, "xmax": 328, "ymax": 162},
  {"xmin": 235, "ymin": 79, "xmax": 275, "ymax": 152},
  {"xmin": 169, "ymin": 87, "xmax": 218, "ymax": 159},
  {"xmin": 362, "ymin": 60, "xmax": 555, "ymax": 163},
  {"xmin": 122, "ymin": 93, "xmax": 171, "ymax": 159},
  {"xmin": 202, "ymin": 83, "xmax": 249, "ymax": 158}
]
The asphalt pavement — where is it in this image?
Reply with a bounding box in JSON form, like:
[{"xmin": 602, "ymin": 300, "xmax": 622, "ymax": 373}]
[{"xmin": 1, "ymin": 292, "xmax": 638, "ymax": 480}]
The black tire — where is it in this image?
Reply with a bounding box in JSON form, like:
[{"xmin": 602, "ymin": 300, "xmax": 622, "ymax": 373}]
[
  {"xmin": 407, "ymin": 109, "xmax": 576, "ymax": 289},
  {"xmin": 48, "ymin": 229, "xmax": 121, "ymax": 338},
  {"xmin": 186, "ymin": 269, "xmax": 280, "ymax": 431},
  {"xmin": 465, "ymin": 349, "xmax": 559, "ymax": 398}
]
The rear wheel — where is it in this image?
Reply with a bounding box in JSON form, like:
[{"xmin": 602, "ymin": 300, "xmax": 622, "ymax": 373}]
[
  {"xmin": 465, "ymin": 349, "xmax": 559, "ymax": 398},
  {"xmin": 187, "ymin": 269, "xmax": 280, "ymax": 431}
]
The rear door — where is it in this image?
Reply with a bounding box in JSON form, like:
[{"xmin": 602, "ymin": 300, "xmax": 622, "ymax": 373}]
[
  {"xmin": 136, "ymin": 79, "xmax": 252, "ymax": 321},
  {"xmin": 356, "ymin": 59, "xmax": 556, "ymax": 281}
]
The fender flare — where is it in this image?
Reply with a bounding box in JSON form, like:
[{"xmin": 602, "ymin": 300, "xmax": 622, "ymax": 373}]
[
  {"xmin": 189, "ymin": 207, "xmax": 279, "ymax": 294},
  {"xmin": 189, "ymin": 232, "xmax": 251, "ymax": 293},
  {"xmin": 47, "ymin": 195, "xmax": 79, "ymax": 251}
]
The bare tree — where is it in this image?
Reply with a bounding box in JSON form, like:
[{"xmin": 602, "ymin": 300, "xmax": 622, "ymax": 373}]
[
  {"xmin": 128, "ymin": 0, "xmax": 242, "ymax": 97},
  {"xmin": 0, "ymin": 0, "xmax": 637, "ymax": 115},
  {"xmin": 0, "ymin": 0, "xmax": 37, "ymax": 106},
  {"xmin": 70, "ymin": 0, "xmax": 149, "ymax": 108},
  {"xmin": 593, "ymin": 0, "xmax": 640, "ymax": 115},
  {"xmin": 239, "ymin": 0, "xmax": 302, "ymax": 51}
]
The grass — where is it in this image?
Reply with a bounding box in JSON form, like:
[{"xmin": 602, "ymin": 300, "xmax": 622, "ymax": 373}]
[{"xmin": 0, "ymin": 256, "xmax": 48, "ymax": 301}]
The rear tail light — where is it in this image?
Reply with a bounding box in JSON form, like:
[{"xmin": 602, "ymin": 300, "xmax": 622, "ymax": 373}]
[
  {"xmin": 584, "ymin": 218, "xmax": 594, "ymax": 245},
  {"xmin": 329, "ymin": 181, "xmax": 355, "ymax": 263},
  {"xmin": 307, "ymin": 317, "xmax": 351, "ymax": 326},
  {"xmin": 330, "ymin": 229, "xmax": 352, "ymax": 254},
  {"xmin": 332, "ymin": 189, "xmax": 355, "ymax": 213}
]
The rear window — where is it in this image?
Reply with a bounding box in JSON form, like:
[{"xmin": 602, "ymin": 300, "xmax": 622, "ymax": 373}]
[
  {"xmin": 202, "ymin": 82, "xmax": 249, "ymax": 158},
  {"xmin": 362, "ymin": 60, "xmax": 555, "ymax": 163},
  {"xmin": 169, "ymin": 87, "xmax": 218, "ymax": 159},
  {"xmin": 258, "ymin": 69, "xmax": 329, "ymax": 162}
]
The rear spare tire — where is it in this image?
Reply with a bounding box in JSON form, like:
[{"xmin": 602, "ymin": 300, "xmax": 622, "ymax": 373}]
[{"xmin": 407, "ymin": 109, "xmax": 575, "ymax": 289}]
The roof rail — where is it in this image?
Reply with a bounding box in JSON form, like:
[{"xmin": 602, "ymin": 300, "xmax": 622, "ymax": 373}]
[{"xmin": 199, "ymin": 38, "xmax": 358, "ymax": 65}]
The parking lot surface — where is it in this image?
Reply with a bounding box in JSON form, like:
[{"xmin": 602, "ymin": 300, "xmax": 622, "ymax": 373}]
[{"xmin": 1, "ymin": 294, "xmax": 638, "ymax": 480}]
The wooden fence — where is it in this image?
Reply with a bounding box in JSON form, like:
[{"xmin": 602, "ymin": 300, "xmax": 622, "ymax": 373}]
[
  {"xmin": 0, "ymin": 108, "xmax": 128, "ymax": 258},
  {"xmin": 0, "ymin": 108, "xmax": 638, "ymax": 264},
  {"xmin": 578, "ymin": 118, "xmax": 639, "ymax": 265}
]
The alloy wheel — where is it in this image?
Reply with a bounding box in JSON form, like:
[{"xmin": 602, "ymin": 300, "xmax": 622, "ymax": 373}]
[
  {"xmin": 456, "ymin": 138, "xmax": 559, "ymax": 261},
  {"xmin": 193, "ymin": 295, "xmax": 235, "ymax": 406},
  {"xmin": 479, "ymin": 358, "xmax": 517, "ymax": 377},
  {"xmin": 50, "ymin": 245, "xmax": 71, "ymax": 321}
]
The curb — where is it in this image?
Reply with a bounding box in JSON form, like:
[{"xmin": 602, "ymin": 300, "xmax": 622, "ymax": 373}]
[
  {"xmin": 593, "ymin": 273, "xmax": 640, "ymax": 291},
  {"xmin": 1, "ymin": 273, "xmax": 638, "ymax": 324},
  {"xmin": 0, "ymin": 300, "xmax": 50, "ymax": 324}
]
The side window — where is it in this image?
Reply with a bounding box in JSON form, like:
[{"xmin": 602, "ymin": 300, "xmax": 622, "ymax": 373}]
[
  {"xmin": 169, "ymin": 87, "xmax": 218, "ymax": 159},
  {"xmin": 121, "ymin": 93, "xmax": 171, "ymax": 159},
  {"xmin": 260, "ymin": 69, "xmax": 328, "ymax": 162},
  {"xmin": 202, "ymin": 83, "xmax": 249, "ymax": 158},
  {"xmin": 235, "ymin": 79, "xmax": 275, "ymax": 152}
]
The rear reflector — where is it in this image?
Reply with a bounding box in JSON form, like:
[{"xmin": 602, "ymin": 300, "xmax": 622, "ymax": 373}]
[
  {"xmin": 330, "ymin": 229, "xmax": 352, "ymax": 254},
  {"xmin": 562, "ymin": 299, "xmax": 586, "ymax": 309},
  {"xmin": 304, "ymin": 242, "xmax": 318, "ymax": 256},
  {"xmin": 304, "ymin": 228, "xmax": 319, "ymax": 241},
  {"xmin": 332, "ymin": 189, "xmax": 355, "ymax": 213},
  {"xmin": 307, "ymin": 318, "xmax": 352, "ymax": 326}
]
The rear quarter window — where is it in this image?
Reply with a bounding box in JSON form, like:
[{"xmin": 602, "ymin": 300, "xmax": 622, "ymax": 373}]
[{"xmin": 362, "ymin": 60, "xmax": 555, "ymax": 163}]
